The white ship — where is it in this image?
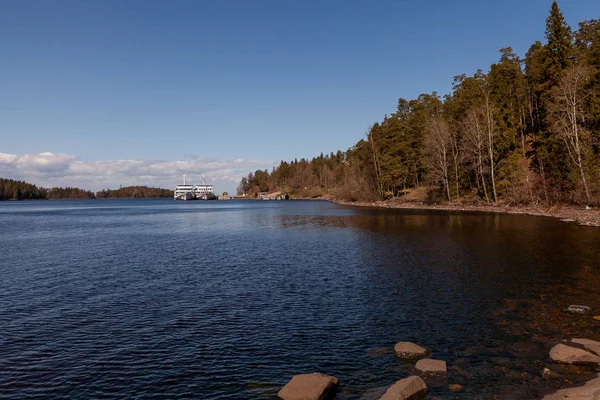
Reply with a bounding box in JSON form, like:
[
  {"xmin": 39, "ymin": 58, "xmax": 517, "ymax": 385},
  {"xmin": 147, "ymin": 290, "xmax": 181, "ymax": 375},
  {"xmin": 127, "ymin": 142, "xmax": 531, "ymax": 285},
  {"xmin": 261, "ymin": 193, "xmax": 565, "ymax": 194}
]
[{"xmin": 174, "ymin": 174, "xmax": 216, "ymax": 201}]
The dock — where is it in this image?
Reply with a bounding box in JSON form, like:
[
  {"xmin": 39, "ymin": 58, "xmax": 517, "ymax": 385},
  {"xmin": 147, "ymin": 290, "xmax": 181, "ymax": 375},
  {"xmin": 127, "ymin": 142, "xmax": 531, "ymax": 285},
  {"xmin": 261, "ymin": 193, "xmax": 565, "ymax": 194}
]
[{"xmin": 217, "ymin": 192, "xmax": 289, "ymax": 200}]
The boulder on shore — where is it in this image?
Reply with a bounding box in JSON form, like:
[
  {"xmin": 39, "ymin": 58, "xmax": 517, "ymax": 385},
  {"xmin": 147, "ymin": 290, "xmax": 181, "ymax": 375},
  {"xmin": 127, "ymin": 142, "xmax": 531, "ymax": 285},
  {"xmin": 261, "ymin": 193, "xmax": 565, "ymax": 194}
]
[
  {"xmin": 572, "ymin": 338, "xmax": 600, "ymax": 357},
  {"xmin": 549, "ymin": 343, "xmax": 600, "ymax": 365},
  {"xmin": 277, "ymin": 373, "xmax": 339, "ymax": 400},
  {"xmin": 378, "ymin": 376, "xmax": 428, "ymax": 400},
  {"xmin": 543, "ymin": 373, "xmax": 600, "ymax": 399},
  {"xmin": 394, "ymin": 342, "xmax": 428, "ymax": 360}
]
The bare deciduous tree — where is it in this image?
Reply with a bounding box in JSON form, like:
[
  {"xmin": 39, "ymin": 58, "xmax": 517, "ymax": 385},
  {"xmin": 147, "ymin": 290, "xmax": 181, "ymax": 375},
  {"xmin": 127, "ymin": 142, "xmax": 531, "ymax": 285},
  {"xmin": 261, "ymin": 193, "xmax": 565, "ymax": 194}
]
[
  {"xmin": 450, "ymin": 127, "xmax": 461, "ymax": 200},
  {"xmin": 425, "ymin": 118, "xmax": 452, "ymax": 201},
  {"xmin": 463, "ymin": 107, "xmax": 490, "ymax": 203},
  {"xmin": 368, "ymin": 127, "xmax": 384, "ymax": 198},
  {"xmin": 549, "ymin": 64, "xmax": 592, "ymax": 203},
  {"xmin": 483, "ymin": 92, "xmax": 499, "ymax": 203}
]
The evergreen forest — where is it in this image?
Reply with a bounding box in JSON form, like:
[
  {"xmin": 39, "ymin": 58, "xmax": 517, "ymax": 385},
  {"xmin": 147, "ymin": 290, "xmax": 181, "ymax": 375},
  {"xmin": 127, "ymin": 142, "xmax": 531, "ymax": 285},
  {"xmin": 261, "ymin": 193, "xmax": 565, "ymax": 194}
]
[
  {"xmin": 0, "ymin": 179, "xmax": 173, "ymax": 200},
  {"xmin": 0, "ymin": 178, "xmax": 95, "ymax": 200},
  {"xmin": 95, "ymin": 186, "xmax": 173, "ymax": 199},
  {"xmin": 239, "ymin": 2, "xmax": 600, "ymax": 205}
]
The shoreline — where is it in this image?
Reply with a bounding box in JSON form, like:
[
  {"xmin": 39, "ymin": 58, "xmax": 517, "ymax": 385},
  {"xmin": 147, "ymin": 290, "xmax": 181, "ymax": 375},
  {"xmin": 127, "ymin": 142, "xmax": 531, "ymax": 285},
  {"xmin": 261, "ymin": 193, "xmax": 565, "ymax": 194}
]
[{"xmin": 331, "ymin": 199, "xmax": 600, "ymax": 227}]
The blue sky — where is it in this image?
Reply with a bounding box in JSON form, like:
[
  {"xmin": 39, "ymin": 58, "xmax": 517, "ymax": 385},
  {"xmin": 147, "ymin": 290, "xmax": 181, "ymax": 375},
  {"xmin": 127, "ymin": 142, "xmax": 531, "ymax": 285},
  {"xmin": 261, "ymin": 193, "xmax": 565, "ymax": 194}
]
[{"xmin": 2, "ymin": 0, "xmax": 600, "ymax": 193}]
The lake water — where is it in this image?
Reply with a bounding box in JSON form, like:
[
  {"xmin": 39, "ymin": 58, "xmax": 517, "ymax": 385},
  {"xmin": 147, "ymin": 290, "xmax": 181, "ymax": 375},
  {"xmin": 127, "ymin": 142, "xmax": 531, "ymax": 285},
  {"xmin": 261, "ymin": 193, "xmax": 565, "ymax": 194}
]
[{"xmin": 1, "ymin": 199, "xmax": 599, "ymax": 399}]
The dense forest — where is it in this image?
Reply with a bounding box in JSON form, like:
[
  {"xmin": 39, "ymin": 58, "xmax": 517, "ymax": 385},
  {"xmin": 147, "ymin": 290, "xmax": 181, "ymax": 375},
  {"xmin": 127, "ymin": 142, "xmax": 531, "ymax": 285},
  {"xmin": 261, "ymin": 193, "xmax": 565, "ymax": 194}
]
[
  {"xmin": 47, "ymin": 187, "xmax": 96, "ymax": 200},
  {"xmin": 95, "ymin": 186, "xmax": 173, "ymax": 198},
  {"xmin": 0, "ymin": 178, "xmax": 47, "ymax": 200},
  {"xmin": 239, "ymin": 2, "xmax": 600, "ymax": 206},
  {"xmin": 0, "ymin": 178, "xmax": 95, "ymax": 200},
  {"xmin": 0, "ymin": 179, "xmax": 173, "ymax": 200}
]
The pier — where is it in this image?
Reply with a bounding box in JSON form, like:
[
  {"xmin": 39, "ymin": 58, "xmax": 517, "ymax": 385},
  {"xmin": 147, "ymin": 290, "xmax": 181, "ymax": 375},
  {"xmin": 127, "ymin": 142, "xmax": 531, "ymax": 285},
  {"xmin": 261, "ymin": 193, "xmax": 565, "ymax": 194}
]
[{"xmin": 218, "ymin": 192, "xmax": 289, "ymax": 200}]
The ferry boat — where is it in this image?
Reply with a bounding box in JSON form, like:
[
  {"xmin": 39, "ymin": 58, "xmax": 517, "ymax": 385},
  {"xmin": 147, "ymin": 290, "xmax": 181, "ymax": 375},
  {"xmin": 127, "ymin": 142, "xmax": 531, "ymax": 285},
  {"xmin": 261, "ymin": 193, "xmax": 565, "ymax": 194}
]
[{"xmin": 174, "ymin": 174, "xmax": 217, "ymax": 200}]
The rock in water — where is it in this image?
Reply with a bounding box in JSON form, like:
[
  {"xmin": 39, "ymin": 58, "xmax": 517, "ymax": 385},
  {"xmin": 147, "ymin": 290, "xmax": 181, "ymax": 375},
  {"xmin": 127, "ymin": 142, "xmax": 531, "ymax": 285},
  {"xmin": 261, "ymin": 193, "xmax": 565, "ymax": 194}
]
[
  {"xmin": 542, "ymin": 367, "xmax": 561, "ymax": 381},
  {"xmin": 549, "ymin": 343, "xmax": 600, "ymax": 365},
  {"xmin": 543, "ymin": 373, "xmax": 600, "ymax": 399},
  {"xmin": 394, "ymin": 342, "xmax": 428, "ymax": 360},
  {"xmin": 414, "ymin": 359, "xmax": 448, "ymax": 385},
  {"xmin": 277, "ymin": 373, "xmax": 339, "ymax": 400},
  {"xmin": 571, "ymin": 338, "xmax": 600, "ymax": 357},
  {"xmin": 415, "ymin": 359, "xmax": 447, "ymax": 374},
  {"xmin": 379, "ymin": 376, "xmax": 428, "ymax": 400},
  {"xmin": 566, "ymin": 305, "xmax": 592, "ymax": 314},
  {"xmin": 449, "ymin": 384, "xmax": 464, "ymax": 393}
]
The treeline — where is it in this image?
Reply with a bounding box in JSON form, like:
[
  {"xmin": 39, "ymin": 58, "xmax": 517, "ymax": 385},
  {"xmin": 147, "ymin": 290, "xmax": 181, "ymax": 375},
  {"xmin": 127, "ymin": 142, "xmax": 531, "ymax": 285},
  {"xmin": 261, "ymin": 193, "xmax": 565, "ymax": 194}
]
[
  {"xmin": 0, "ymin": 178, "xmax": 95, "ymax": 200},
  {"xmin": 0, "ymin": 179, "xmax": 173, "ymax": 200},
  {"xmin": 240, "ymin": 2, "xmax": 600, "ymax": 205},
  {"xmin": 0, "ymin": 178, "xmax": 47, "ymax": 200},
  {"xmin": 96, "ymin": 186, "xmax": 173, "ymax": 198},
  {"xmin": 47, "ymin": 187, "xmax": 96, "ymax": 200}
]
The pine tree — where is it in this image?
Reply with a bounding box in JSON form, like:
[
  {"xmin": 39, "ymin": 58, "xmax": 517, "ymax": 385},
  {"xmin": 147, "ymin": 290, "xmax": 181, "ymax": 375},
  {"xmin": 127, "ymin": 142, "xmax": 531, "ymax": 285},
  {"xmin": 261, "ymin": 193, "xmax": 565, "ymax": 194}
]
[{"xmin": 543, "ymin": 1, "xmax": 574, "ymax": 89}]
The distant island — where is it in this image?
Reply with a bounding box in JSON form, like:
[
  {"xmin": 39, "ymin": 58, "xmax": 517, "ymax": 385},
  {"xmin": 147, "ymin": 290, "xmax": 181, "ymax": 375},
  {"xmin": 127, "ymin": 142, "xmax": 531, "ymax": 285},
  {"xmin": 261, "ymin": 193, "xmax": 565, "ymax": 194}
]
[
  {"xmin": 239, "ymin": 2, "xmax": 600, "ymax": 209},
  {"xmin": 0, "ymin": 178, "xmax": 173, "ymax": 201},
  {"xmin": 96, "ymin": 186, "xmax": 173, "ymax": 199}
]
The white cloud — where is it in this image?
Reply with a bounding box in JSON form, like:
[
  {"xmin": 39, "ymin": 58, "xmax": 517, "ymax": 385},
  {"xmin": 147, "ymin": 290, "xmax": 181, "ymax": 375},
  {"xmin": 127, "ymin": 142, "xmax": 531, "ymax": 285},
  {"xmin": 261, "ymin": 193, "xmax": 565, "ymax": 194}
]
[
  {"xmin": 0, "ymin": 152, "xmax": 76, "ymax": 175},
  {"xmin": 0, "ymin": 152, "xmax": 275, "ymax": 194}
]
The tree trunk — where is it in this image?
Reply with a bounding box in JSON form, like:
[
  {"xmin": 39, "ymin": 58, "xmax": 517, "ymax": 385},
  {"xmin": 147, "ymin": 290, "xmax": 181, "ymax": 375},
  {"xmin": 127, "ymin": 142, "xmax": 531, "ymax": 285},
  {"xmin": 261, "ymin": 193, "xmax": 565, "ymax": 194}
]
[
  {"xmin": 485, "ymin": 94, "xmax": 498, "ymax": 203},
  {"xmin": 478, "ymin": 154, "xmax": 490, "ymax": 203},
  {"xmin": 572, "ymin": 105, "xmax": 590, "ymax": 203}
]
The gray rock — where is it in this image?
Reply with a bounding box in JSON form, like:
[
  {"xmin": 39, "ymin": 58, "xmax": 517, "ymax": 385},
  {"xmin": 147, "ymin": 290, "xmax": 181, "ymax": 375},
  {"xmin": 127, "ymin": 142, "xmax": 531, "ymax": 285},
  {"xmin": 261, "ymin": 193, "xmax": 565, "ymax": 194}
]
[
  {"xmin": 394, "ymin": 342, "xmax": 428, "ymax": 360},
  {"xmin": 572, "ymin": 338, "xmax": 600, "ymax": 357},
  {"xmin": 543, "ymin": 373, "xmax": 600, "ymax": 399},
  {"xmin": 549, "ymin": 343, "xmax": 600, "ymax": 365},
  {"xmin": 567, "ymin": 305, "xmax": 592, "ymax": 314},
  {"xmin": 278, "ymin": 373, "xmax": 339, "ymax": 400},
  {"xmin": 379, "ymin": 376, "xmax": 428, "ymax": 400}
]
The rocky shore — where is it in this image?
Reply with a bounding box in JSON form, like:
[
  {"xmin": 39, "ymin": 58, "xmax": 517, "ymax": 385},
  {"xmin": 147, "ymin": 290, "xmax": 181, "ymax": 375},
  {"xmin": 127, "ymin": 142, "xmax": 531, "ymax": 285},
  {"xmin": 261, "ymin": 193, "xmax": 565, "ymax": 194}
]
[
  {"xmin": 332, "ymin": 198, "xmax": 600, "ymax": 227},
  {"xmin": 276, "ymin": 336, "xmax": 600, "ymax": 399}
]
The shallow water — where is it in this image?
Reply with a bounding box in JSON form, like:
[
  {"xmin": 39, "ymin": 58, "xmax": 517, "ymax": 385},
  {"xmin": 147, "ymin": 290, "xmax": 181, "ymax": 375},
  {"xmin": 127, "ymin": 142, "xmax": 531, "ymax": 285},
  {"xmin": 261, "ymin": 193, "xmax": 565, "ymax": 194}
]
[{"xmin": 1, "ymin": 199, "xmax": 599, "ymax": 399}]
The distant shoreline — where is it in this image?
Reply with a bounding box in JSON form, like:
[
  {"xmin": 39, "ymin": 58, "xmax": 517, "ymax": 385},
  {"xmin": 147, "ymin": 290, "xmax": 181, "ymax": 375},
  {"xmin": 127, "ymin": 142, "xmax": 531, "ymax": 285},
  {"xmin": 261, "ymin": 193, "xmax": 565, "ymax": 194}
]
[
  {"xmin": 0, "ymin": 197, "xmax": 172, "ymax": 201},
  {"xmin": 332, "ymin": 199, "xmax": 600, "ymax": 228}
]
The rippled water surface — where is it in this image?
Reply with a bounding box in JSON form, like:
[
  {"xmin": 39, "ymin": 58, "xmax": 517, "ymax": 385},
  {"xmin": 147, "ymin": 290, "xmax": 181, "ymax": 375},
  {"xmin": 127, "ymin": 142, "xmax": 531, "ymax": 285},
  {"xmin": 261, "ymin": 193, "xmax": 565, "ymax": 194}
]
[{"xmin": 1, "ymin": 199, "xmax": 600, "ymax": 399}]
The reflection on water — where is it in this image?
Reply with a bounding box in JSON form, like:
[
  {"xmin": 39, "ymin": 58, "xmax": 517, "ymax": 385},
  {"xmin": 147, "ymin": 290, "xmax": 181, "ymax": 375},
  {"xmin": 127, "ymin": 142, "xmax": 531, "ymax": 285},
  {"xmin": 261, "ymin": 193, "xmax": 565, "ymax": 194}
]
[{"xmin": 0, "ymin": 199, "xmax": 599, "ymax": 399}]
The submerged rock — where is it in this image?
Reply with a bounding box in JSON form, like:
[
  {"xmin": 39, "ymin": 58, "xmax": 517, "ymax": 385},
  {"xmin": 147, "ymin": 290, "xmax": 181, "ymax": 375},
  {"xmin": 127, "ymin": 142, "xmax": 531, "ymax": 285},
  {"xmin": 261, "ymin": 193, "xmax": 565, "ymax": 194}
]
[
  {"xmin": 541, "ymin": 367, "xmax": 561, "ymax": 381},
  {"xmin": 378, "ymin": 376, "xmax": 428, "ymax": 400},
  {"xmin": 543, "ymin": 373, "xmax": 600, "ymax": 399},
  {"xmin": 366, "ymin": 347, "xmax": 394, "ymax": 359},
  {"xmin": 278, "ymin": 373, "xmax": 339, "ymax": 400},
  {"xmin": 549, "ymin": 343, "xmax": 600, "ymax": 365},
  {"xmin": 394, "ymin": 342, "xmax": 428, "ymax": 360},
  {"xmin": 566, "ymin": 305, "xmax": 592, "ymax": 314},
  {"xmin": 448, "ymin": 384, "xmax": 464, "ymax": 393},
  {"xmin": 358, "ymin": 386, "xmax": 389, "ymax": 400},
  {"xmin": 572, "ymin": 338, "xmax": 600, "ymax": 357}
]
